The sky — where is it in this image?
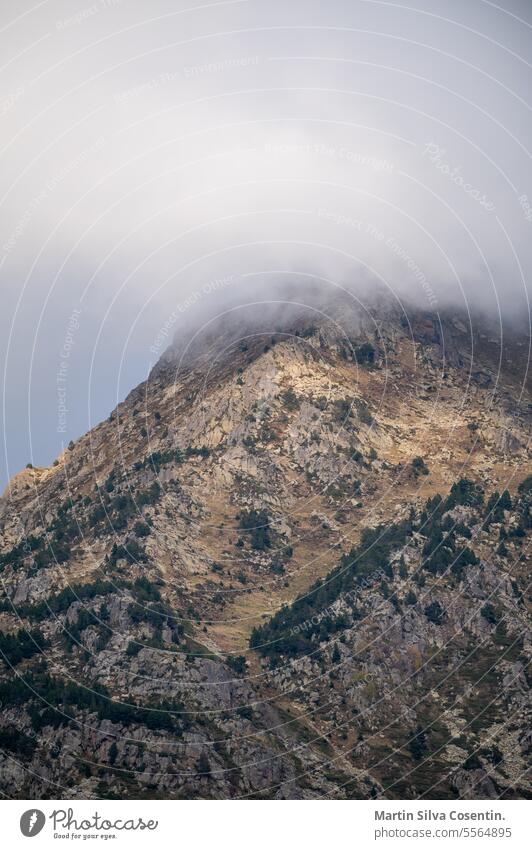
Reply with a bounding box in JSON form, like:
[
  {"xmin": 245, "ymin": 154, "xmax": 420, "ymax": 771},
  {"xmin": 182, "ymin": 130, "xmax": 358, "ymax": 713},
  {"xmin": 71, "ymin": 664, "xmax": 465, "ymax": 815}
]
[{"xmin": 1, "ymin": 0, "xmax": 531, "ymax": 486}]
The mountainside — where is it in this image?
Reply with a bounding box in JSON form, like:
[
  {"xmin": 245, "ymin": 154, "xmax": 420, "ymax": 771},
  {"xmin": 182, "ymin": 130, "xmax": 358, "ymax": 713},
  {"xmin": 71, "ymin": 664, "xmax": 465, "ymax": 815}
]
[{"xmin": 0, "ymin": 292, "xmax": 530, "ymax": 800}]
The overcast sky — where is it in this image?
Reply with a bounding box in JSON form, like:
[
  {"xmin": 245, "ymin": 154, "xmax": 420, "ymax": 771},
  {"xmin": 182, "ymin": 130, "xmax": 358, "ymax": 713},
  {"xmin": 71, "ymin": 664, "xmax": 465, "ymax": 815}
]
[{"xmin": 1, "ymin": 0, "xmax": 531, "ymax": 486}]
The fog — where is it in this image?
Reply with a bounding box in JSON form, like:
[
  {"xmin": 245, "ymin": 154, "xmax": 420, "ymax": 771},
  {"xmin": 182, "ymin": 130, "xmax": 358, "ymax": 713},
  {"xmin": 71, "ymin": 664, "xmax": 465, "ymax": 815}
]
[{"xmin": 1, "ymin": 0, "xmax": 531, "ymax": 485}]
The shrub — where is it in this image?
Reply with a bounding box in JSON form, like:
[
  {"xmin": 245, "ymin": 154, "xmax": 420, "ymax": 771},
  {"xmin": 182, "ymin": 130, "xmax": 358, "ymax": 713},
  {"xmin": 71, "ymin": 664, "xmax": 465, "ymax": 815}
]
[
  {"xmin": 444, "ymin": 478, "xmax": 484, "ymax": 510},
  {"xmin": 463, "ymin": 754, "xmax": 482, "ymax": 771},
  {"xmin": 236, "ymin": 705, "xmax": 253, "ymax": 720},
  {"xmin": 138, "ymin": 482, "xmax": 162, "ymax": 506},
  {"xmin": 480, "ymin": 603, "xmax": 499, "ymax": 625},
  {"xmin": 238, "ymin": 509, "xmax": 271, "ymax": 550},
  {"xmin": 355, "ymin": 342, "xmax": 376, "ymax": 364},
  {"xmin": 0, "ymin": 725, "xmax": 37, "ymax": 760},
  {"xmin": 108, "ymin": 741, "xmax": 118, "ymax": 765},
  {"xmin": 281, "ymin": 388, "xmax": 299, "ymax": 411},
  {"xmin": 409, "ymin": 725, "xmax": 428, "ymax": 760},
  {"xmin": 0, "ymin": 628, "xmax": 48, "ymax": 665},
  {"xmin": 450, "ymin": 546, "xmax": 479, "ymax": 580},
  {"xmin": 17, "ymin": 580, "xmax": 116, "ymax": 622},
  {"xmin": 132, "ymin": 576, "xmax": 162, "ymax": 603},
  {"xmin": 226, "ymin": 655, "xmax": 247, "ymax": 674},
  {"xmin": 353, "ymin": 398, "xmax": 374, "ymax": 425},
  {"xmin": 185, "ymin": 446, "xmax": 210, "ymax": 459},
  {"xmin": 15, "ymin": 670, "xmax": 185, "ymax": 734},
  {"xmin": 424, "ymin": 601, "xmax": 444, "ymax": 625},
  {"xmin": 134, "ymin": 448, "xmax": 183, "ymax": 473},
  {"xmin": 518, "ymin": 475, "xmax": 532, "ymax": 495},
  {"xmin": 412, "ymin": 456, "xmax": 429, "ymax": 475},
  {"xmin": 109, "ymin": 540, "xmax": 146, "ymax": 566},
  {"xmin": 196, "ymin": 752, "xmax": 211, "ymax": 775},
  {"xmin": 484, "ymin": 490, "xmax": 512, "ymax": 525},
  {"xmin": 333, "ymin": 399, "xmax": 352, "ymax": 423}
]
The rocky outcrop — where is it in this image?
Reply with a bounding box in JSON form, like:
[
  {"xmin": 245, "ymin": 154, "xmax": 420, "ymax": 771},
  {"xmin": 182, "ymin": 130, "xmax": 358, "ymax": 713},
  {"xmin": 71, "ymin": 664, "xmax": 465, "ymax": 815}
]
[{"xmin": 0, "ymin": 294, "xmax": 530, "ymax": 799}]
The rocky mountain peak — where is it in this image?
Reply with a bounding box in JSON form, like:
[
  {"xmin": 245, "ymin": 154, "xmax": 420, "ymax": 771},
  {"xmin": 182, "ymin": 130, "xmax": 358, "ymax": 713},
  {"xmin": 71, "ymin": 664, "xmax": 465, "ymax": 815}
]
[{"xmin": 0, "ymin": 290, "xmax": 530, "ymax": 800}]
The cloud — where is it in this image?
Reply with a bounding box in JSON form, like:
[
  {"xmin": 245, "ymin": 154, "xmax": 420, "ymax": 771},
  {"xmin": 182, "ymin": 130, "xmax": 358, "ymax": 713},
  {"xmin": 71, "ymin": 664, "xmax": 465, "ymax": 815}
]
[{"xmin": 0, "ymin": 0, "xmax": 530, "ymax": 482}]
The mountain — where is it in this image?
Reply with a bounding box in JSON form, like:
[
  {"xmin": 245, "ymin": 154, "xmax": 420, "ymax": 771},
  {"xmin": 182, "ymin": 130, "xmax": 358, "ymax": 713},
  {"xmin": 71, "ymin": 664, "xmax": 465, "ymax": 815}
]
[{"xmin": 0, "ymin": 291, "xmax": 530, "ymax": 800}]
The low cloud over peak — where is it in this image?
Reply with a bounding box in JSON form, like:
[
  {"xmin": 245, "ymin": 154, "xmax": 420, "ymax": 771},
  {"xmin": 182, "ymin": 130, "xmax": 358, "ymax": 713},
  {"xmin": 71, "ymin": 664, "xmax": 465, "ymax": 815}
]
[{"xmin": 1, "ymin": 0, "xmax": 531, "ymax": 483}]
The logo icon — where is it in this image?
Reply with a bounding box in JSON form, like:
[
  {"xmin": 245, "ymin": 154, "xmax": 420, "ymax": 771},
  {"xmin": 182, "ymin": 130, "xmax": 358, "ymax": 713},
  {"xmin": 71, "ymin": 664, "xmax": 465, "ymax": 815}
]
[{"xmin": 20, "ymin": 809, "xmax": 46, "ymax": 837}]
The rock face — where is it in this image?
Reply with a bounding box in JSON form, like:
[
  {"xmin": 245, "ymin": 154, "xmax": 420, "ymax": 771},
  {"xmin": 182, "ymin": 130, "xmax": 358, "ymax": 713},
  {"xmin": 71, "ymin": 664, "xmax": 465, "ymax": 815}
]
[{"xmin": 0, "ymin": 292, "xmax": 530, "ymax": 799}]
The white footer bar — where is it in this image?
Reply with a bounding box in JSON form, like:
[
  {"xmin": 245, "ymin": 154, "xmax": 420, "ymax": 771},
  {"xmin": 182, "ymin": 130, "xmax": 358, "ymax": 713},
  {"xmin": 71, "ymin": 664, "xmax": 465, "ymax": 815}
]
[{"xmin": 3, "ymin": 799, "xmax": 529, "ymax": 848}]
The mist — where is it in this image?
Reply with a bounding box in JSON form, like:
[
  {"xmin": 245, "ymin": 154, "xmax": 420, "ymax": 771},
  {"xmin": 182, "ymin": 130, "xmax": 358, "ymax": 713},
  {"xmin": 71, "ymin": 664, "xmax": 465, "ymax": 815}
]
[{"xmin": 1, "ymin": 0, "xmax": 531, "ymax": 486}]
